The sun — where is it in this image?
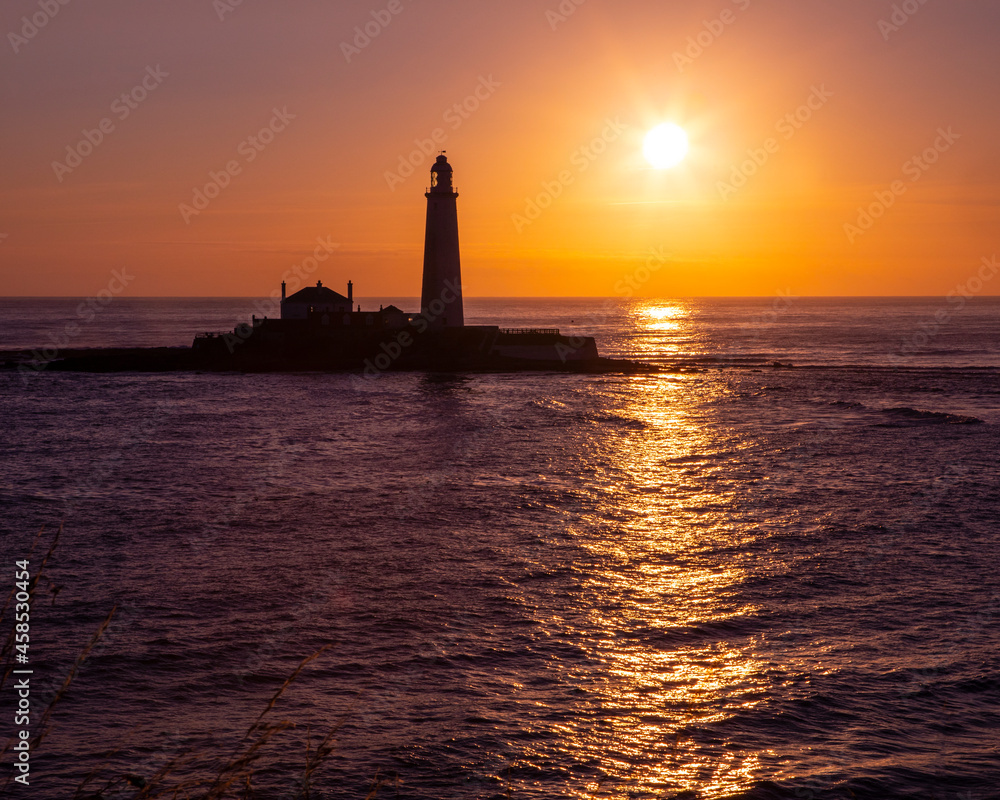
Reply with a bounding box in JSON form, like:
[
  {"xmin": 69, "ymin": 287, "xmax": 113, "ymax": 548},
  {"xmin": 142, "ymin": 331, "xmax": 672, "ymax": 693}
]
[{"xmin": 643, "ymin": 123, "xmax": 689, "ymax": 169}]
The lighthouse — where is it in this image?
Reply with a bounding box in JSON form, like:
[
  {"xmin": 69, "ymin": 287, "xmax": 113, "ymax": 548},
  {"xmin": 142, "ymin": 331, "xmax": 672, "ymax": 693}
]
[{"xmin": 420, "ymin": 154, "xmax": 464, "ymax": 327}]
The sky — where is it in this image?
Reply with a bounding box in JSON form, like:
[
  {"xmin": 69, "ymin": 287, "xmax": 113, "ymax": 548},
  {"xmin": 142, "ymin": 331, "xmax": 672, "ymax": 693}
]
[{"xmin": 1, "ymin": 0, "xmax": 999, "ymax": 298}]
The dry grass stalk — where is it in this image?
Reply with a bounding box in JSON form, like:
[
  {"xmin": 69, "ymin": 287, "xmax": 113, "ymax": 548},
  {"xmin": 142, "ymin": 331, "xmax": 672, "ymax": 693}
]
[
  {"xmin": 34, "ymin": 604, "xmax": 118, "ymax": 753},
  {"xmin": 3, "ymin": 531, "xmax": 348, "ymax": 799}
]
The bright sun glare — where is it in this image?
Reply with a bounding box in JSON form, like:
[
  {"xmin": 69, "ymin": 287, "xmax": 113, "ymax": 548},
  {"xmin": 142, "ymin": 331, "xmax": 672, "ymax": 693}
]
[{"xmin": 643, "ymin": 123, "xmax": 689, "ymax": 169}]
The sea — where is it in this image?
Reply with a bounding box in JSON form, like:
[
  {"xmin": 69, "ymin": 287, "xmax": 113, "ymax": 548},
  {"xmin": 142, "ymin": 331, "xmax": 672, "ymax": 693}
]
[{"xmin": 1, "ymin": 297, "xmax": 998, "ymax": 800}]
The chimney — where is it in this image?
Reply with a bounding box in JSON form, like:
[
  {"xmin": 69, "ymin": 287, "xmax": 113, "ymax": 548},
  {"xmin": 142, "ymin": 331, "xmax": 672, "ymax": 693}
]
[
  {"xmin": 281, "ymin": 281, "xmax": 286, "ymax": 301},
  {"xmin": 347, "ymin": 280, "xmax": 353, "ymax": 304}
]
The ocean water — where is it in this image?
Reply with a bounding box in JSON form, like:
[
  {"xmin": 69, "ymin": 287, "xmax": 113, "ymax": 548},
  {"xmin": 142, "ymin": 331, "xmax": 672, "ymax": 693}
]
[{"xmin": 1, "ymin": 297, "xmax": 999, "ymax": 799}]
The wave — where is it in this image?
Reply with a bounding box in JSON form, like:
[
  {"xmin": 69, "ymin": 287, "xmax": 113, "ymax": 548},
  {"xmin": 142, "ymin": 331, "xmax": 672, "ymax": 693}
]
[{"xmin": 874, "ymin": 406, "xmax": 983, "ymax": 427}]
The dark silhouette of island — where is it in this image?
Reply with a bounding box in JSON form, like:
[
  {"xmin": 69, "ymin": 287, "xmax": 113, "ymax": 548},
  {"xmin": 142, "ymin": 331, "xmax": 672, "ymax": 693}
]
[{"xmin": 7, "ymin": 155, "xmax": 648, "ymax": 375}]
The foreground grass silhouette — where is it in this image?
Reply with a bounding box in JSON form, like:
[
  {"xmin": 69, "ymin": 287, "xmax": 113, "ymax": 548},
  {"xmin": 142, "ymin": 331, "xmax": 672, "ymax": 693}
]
[{"xmin": 1, "ymin": 528, "xmax": 377, "ymax": 799}]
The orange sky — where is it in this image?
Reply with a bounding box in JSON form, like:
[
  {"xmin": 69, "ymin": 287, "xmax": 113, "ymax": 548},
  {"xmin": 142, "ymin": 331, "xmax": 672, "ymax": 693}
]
[{"xmin": 1, "ymin": 0, "xmax": 998, "ymax": 297}]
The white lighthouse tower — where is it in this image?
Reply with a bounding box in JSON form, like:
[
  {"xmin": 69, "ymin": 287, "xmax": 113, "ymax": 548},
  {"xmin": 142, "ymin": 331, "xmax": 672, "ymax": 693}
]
[{"xmin": 420, "ymin": 154, "xmax": 464, "ymax": 327}]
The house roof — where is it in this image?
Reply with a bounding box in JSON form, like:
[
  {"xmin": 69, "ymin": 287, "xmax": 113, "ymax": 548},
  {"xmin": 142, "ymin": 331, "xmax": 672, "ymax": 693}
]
[
  {"xmin": 284, "ymin": 285, "xmax": 349, "ymax": 305},
  {"xmin": 381, "ymin": 304, "xmax": 404, "ymax": 313}
]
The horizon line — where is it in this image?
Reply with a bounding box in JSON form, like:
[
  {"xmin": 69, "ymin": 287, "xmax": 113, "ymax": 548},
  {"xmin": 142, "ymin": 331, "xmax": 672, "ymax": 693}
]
[{"xmin": 2, "ymin": 294, "xmax": 1000, "ymax": 301}]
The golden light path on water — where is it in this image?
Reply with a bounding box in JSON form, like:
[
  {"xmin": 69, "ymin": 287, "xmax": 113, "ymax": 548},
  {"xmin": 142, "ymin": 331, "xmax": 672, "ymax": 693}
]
[
  {"xmin": 640, "ymin": 304, "xmax": 686, "ymax": 332},
  {"xmin": 557, "ymin": 310, "xmax": 772, "ymax": 797},
  {"xmin": 625, "ymin": 302, "xmax": 696, "ymax": 364}
]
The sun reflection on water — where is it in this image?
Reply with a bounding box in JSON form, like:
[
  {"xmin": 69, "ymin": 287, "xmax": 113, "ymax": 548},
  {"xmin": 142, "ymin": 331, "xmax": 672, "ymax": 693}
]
[
  {"xmin": 641, "ymin": 303, "xmax": 687, "ymax": 331},
  {"xmin": 624, "ymin": 300, "xmax": 697, "ymax": 363},
  {"xmin": 561, "ymin": 372, "xmax": 768, "ymax": 797}
]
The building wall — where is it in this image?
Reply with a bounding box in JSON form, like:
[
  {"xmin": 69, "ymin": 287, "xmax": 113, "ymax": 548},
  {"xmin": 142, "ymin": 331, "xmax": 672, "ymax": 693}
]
[{"xmin": 281, "ymin": 300, "xmax": 349, "ymax": 320}]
